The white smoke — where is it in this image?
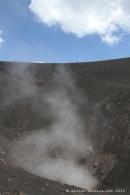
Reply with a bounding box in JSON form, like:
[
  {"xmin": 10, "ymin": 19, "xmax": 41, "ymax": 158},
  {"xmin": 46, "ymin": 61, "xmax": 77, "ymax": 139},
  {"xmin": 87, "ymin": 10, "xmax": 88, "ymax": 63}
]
[{"xmin": 9, "ymin": 65, "xmax": 98, "ymax": 189}]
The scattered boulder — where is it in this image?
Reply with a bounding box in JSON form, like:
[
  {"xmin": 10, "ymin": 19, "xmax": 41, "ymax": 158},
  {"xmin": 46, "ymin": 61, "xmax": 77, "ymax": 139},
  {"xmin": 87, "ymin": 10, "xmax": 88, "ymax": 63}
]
[
  {"xmin": 0, "ymin": 149, "xmax": 5, "ymax": 155},
  {"xmin": 36, "ymin": 79, "xmax": 45, "ymax": 85},
  {"xmin": 94, "ymin": 162, "xmax": 98, "ymax": 167}
]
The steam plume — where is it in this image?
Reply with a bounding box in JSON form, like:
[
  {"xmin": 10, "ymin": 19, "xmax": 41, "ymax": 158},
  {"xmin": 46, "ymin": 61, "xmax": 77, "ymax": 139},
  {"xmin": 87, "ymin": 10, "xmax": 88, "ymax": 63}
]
[{"xmin": 10, "ymin": 65, "xmax": 98, "ymax": 189}]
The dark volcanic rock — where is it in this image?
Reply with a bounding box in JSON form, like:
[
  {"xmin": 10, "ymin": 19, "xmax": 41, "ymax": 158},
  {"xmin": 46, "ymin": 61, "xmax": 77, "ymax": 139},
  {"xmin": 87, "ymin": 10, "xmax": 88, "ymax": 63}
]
[{"xmin": 0, "ymin": 58, "xmax": 130, "ymax": 194}]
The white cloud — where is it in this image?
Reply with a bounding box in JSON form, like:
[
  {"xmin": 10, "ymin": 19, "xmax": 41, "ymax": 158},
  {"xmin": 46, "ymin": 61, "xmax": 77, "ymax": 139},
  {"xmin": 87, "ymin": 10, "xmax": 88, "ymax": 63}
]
[
  {"xmin": 29, "ymin": 0, "xmax": 130, "ymax": 45},
  {"xmin": 0, "ymin": 30, "xmax": 4, "ymax": 47},
  {"xmin": 33, "ymin": 61, "xmax": 44, "ymax": 63}
]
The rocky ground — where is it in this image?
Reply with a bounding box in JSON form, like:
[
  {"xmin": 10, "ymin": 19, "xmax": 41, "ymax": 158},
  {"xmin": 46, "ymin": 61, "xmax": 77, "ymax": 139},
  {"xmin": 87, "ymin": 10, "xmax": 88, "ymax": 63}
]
[{"xmin": 0, "ymin": 58, "xmax": 130, "ymax": 195}]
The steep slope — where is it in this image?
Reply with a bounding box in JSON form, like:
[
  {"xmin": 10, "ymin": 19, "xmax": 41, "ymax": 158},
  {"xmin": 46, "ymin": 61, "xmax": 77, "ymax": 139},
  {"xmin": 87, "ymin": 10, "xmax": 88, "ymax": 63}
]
[{"xmin": 0, "ymin": 58, "xmax": 130, "ymax": 195}]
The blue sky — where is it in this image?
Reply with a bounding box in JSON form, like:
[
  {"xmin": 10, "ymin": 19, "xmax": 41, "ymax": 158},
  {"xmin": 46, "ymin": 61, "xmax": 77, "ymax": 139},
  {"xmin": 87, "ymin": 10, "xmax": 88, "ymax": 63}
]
[{"xmin": 0, "ymin": 0, "xmax": 130, "ymax": 63}]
